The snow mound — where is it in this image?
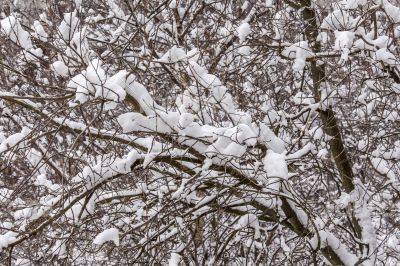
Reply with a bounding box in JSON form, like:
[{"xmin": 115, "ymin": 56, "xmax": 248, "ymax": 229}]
[{"xmin": 93, "ymin": 228, "xmax": 120, "ymax": 246}]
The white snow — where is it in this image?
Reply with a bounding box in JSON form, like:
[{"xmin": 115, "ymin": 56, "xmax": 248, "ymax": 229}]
[
  {"xmin": 74, "ymin": 0, "xmax": 82, "ymax": 8},
  {"xmin": 188, "ymin": 61, "xmax": 224, "ymax": 89},
  {"xmin": 66, "ymin": 27, "xmax": 90, "ymax": 62},
  {"xmin": 375, "ymin": 48, "xmax": 397, "ymax": 65},
  {"xmin": 309, "ymin": 230, "xmax": 358, "ymax": 266},
  {"xmin": 334, "ymin": 31, "xmax": 355, "ymax": 50},
  {"xmin": 75, "ymin": 150, "xmax": 140, "ymax": 188},
  {"xmin": 286, "ymin": 142, "xmax": 313, "ymax": 160},
  {"xmin": 98, "ymin": 70, "xmax": 127, "ymax": 104},
  {"xmin": 372, "ymin": 36, "xmax": 390, "ymax": 49},
  {"xmin": 238, "ymin": 45, "xmax": 251, "ymax": 56},
  {"xmin": 258, "ymin": 123, "xmax": 286, "ymax": 153},
  {"xmin": 354, "ymin": 204, "xmax": 377, "ymax": 261},
  {"xmin": 168, "ymin": 0, "xmax": 177, "ymax": 9},
  {"xmin": 34, "ymin": 174, "xmax": 60, "ymax": 191},
  {"xmin": 342, "ymin": 0, "xmax": 367, "ymax": 9},
  {"xmin": 206, "ymin": 138, "xmax": 247, "ymax": 158},
  {"xmin": 236, "ymin": 214, "xmax": 260, "ymax": 238},
  {"xmin": 0, "ymin": 127, "xmax": 31, "ymax": 154},
  {"xmin": 178, "ymin": 113, "xmax": 195, "ymax": 128},
  {"xmin": 264, "ymin": 150, "xmax": 288, "ymax": 179},
  {"xmin": 24, "ymin": 47, "xmax": 43, "ymax": 63},
  {"xmin": 58, "ymin": 11, "xmax": 80, "ymax": 41},
  {"xmin": 321, "ymin": 10, "xmax": 356, "ymax": 31},
  {"xmin": 32, "ymin": 20, "xmax": 48, "ymax": 41},
  {"xmin": 118, "ymin": 111, "xmax": 179, "ymax": 134},
  {"xmin": 68, "ymin": 60, "xmax": 128, "ymax": 107},
  {"xmin": 158, "ymin": 46, "xmax": 187, "ymax": 63},
  {"xmin": 237, "ymin": 22, "xmax": 251, "ymax": 43},
  {"xmin": 107, "ymin": 0, "xmax": 125, "ymax": 19},
  {"xmin": 370, "ymin": 157, "xmax": 396, "ymax": 181},
  {"xmin": 125, "ymin": 79, "xmax": 161, "ymax": 115},
  {"xmin": 187, "ymin": 61, "xmax": 239, "ymax": 119},
  {"xmin": 51, "ymin": 61, "xmax": 69, "ymax": 77},
  {"xmin": 52, "ymin": 240, "xmax": 67, "ymax": 258},
  {"xmin": 0, "ymin": 232, "xmax": 17, "ymax": 251},
  {"xmin": 1, "ymin": 16, "xmax": 33, "ymax": 50},
  {"xmin": 204, "ymin": 124, "xmax": 257, "ymax": 158},
  {"xmin": 381, "ymin": 0, "xmax": 400, "ymax": 23},
  {"xmin": 93, "ymin": 228, "xmax": 120, "ymax": 246},
  {"xmin": 168, "ymin": 253, "xmax": 182, "ymax": 266},
  {"xmin": 68, "ymin": 73, "xmax": 90, "ymax": 103},
  {"xmin": 0, "ymin": 188, "xmax": 13, "ymax": 203},
  {"xmin": 292, "ymin": 91, "xmax": 314, "ymax": 105},
  {"xmin": 282, "ymin": 41, "xmax": 314, "ymax": 71},
  {"xmin": 64, "ymin": 195, "xmax": 96, "ymax": 223}
]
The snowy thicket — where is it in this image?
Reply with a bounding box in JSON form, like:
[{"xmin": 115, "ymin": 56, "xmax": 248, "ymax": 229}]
[{"xmin": 0, "ymin": 0, "xmax": 400, "ymax": 265}]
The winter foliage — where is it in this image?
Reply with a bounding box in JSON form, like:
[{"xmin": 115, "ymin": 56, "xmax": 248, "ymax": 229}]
[{"xmin": 0, "ymin": 0, "xmax": 400, "ymax": 265}]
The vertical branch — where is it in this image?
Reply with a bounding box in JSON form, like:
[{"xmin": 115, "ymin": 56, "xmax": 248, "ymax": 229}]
[{"xmin": 288, "ymin": 0, "xmax": 363, "ymax": 242}]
